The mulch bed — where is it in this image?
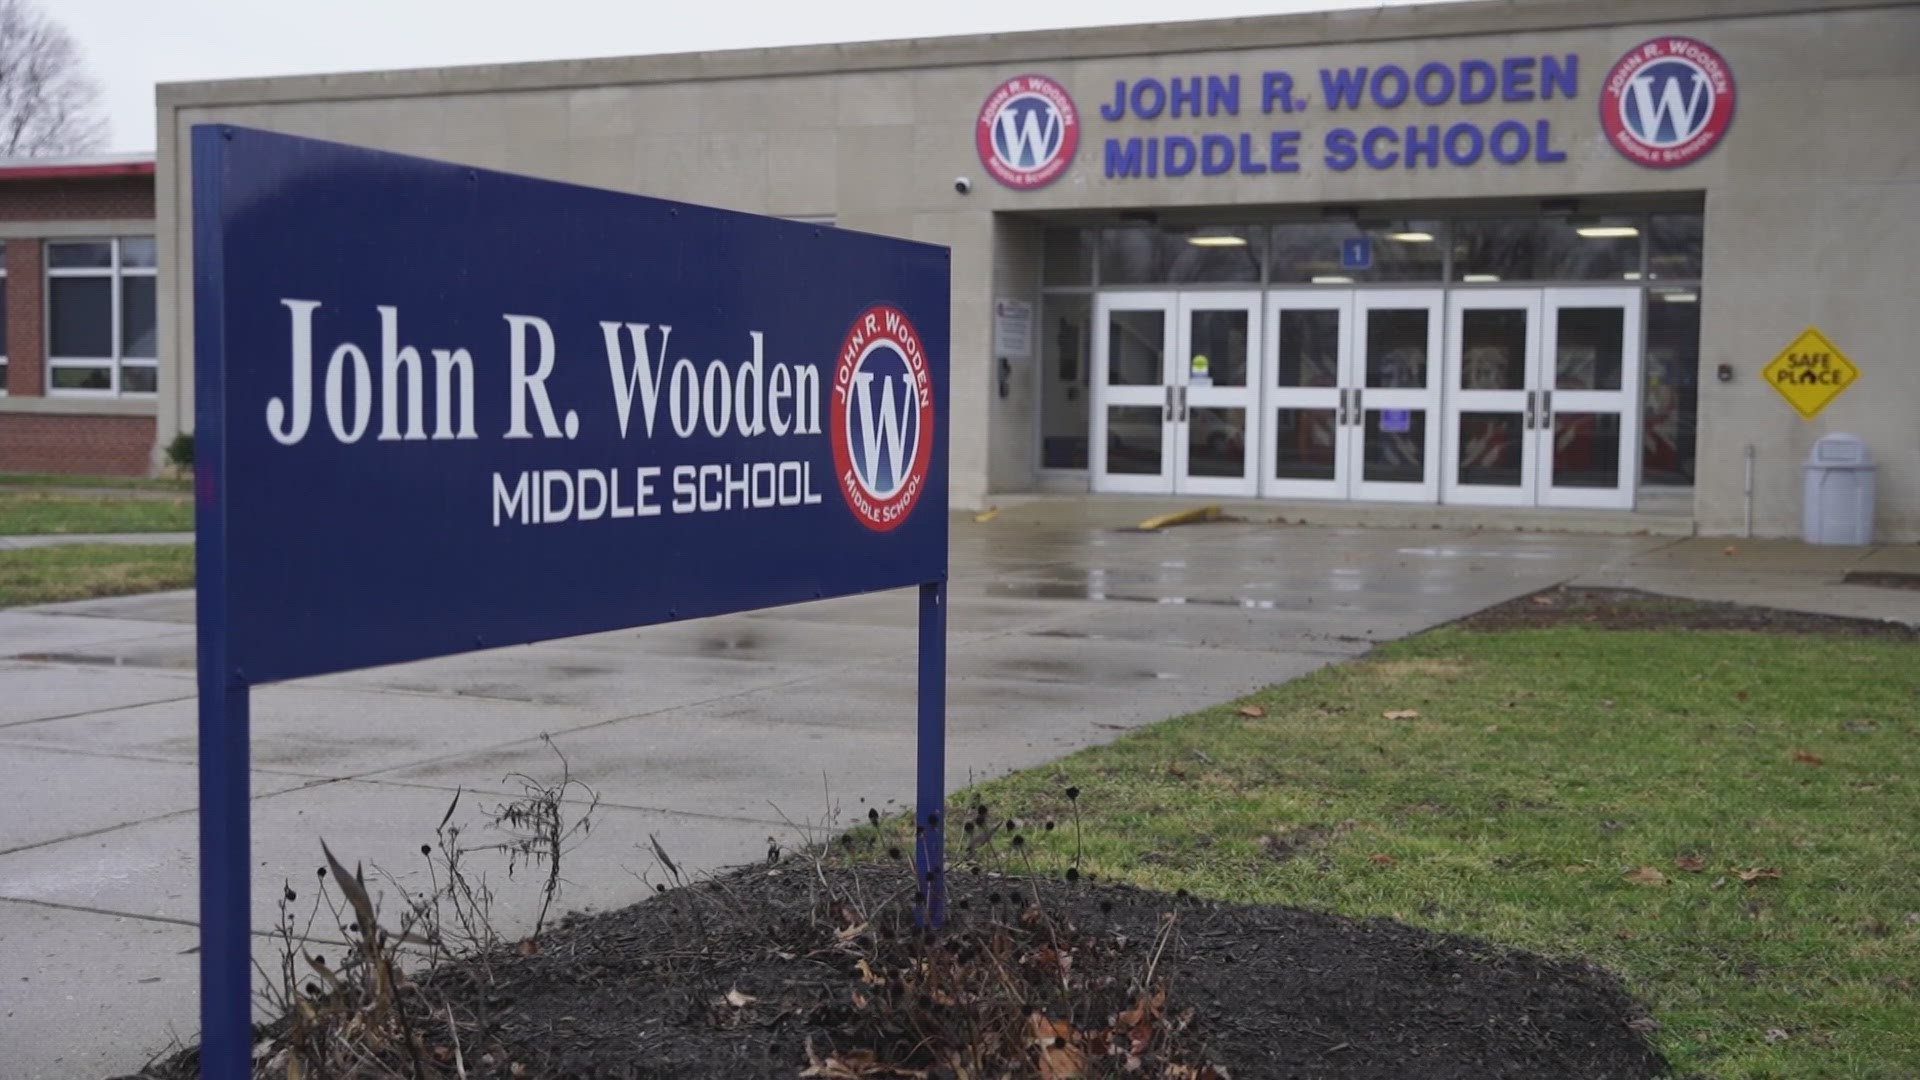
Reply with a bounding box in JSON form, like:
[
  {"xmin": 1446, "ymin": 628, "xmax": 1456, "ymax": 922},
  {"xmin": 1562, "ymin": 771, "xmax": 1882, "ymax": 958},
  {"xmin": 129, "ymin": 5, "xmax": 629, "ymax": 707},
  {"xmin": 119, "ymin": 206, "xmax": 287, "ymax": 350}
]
[
  {"xmin": 1843, "ymin": 570, "xmax": 1920, "ymax": 592},
  {"xmin": 1462, "ymin": 586, "xmax": 1919, "ymax": 639},
  {"xmin": 136, "ymin": 862, "xmax": 1668, "ymax": 1079}
]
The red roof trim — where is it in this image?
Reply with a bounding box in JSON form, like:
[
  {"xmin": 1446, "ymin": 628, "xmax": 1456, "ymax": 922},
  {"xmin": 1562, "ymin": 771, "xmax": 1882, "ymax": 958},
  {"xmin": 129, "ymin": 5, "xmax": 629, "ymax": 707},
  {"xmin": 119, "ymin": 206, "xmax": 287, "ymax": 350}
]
[{"xmin": 0, "ymin": 161, "xmax": 155, "ymax": 182}]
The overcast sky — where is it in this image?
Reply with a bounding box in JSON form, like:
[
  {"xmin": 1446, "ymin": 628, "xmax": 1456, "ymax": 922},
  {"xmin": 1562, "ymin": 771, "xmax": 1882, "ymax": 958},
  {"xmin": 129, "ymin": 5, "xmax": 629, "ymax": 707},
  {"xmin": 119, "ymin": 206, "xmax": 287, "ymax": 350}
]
[{"xmin": 58, "ymin": 0, "xmax": 1450, "ymax": 153}]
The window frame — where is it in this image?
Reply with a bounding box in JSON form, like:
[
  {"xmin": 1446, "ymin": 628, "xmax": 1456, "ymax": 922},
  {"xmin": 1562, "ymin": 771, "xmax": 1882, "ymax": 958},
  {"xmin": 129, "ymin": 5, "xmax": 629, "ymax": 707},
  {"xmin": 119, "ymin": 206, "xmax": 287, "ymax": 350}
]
[
  {"xmin": 0, "ymin": 242, "xmax": 9, "ymax": 396},
  {"xmin": 46, "ymin": 236, "xmax": 158, "ymax": 397}
]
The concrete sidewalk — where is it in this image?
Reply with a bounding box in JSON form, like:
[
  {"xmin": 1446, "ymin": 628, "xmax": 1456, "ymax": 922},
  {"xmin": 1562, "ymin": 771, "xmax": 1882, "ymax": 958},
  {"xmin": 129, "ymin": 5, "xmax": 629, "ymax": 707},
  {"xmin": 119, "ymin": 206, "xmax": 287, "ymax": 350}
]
[
  {"xmin": 0, "ymin": 532, "xmax": 194, "ymax": 550},
  {"xmin": 0, "ymin": 515, "xmax": 1914, "ymax": 1076}
]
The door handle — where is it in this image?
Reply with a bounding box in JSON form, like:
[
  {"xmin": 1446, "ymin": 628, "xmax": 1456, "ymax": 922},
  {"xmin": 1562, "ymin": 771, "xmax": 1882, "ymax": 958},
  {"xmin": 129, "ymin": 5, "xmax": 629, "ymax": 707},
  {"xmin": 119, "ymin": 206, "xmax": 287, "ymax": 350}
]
[
  {"xmin": 1524, "ymin": 390, "xmax": 1536, "ymax": 430},
  {"xmin": 1540, "ymin": 390, "xmax": 1552, "ymax": 430},
  {"xmin": 1177, "ymin": 385, "xmax": 1189, "ymax": 422},
  {"xmin": 1350, "ymin": 388, "xmax": 1362, "ymax": 427},
  {"xmin": 1164, "ymin": 384, "xmax": 1174, "ymax": 422},
  {"xmin": 1338, "ymin": 387, "xmax": 1350, "ymax": 427}
]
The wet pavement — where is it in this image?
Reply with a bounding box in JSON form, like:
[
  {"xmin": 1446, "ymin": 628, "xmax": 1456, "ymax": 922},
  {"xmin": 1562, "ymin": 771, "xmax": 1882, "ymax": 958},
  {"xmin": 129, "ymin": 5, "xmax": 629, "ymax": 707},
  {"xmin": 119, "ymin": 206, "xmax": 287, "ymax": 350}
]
[{"xmin": 0, "ymin": 518, "xmax": 1665, "ymax": 1077}]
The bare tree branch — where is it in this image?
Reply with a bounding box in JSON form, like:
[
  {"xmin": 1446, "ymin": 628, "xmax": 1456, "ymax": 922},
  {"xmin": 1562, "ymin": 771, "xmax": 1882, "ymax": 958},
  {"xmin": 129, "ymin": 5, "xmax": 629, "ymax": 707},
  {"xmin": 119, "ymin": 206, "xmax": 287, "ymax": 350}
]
[{"xmin": 0, "ymin": 0, "xmax": 107, "ymax": 156}]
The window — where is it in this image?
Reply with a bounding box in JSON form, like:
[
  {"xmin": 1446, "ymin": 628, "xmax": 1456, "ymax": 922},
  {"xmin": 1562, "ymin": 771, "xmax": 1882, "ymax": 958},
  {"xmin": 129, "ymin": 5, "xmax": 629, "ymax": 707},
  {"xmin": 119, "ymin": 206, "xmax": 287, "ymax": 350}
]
[
  {"xmin": 1270, "ymin": 218, "xmax": 1444, "ymax": 284},
  {"xmin": 47, "ymin": 237, "xmax": 157, "ymax": 395},
  {"xmin": 1644, "ymin": 287, "xmax": 1701, "ymax": 486},
  {"xmin": 1451, "ymin": 215, "xmax": 1640, "ymax": 282}
]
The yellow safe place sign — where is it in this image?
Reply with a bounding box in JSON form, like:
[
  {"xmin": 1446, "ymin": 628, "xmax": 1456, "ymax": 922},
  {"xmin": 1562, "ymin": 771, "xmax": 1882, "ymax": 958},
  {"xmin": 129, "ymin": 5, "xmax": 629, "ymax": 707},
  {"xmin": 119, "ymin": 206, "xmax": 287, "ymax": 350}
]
[{"xmin": 1762, "ymin": 327, "xmax": 1858, "ymax": 420}]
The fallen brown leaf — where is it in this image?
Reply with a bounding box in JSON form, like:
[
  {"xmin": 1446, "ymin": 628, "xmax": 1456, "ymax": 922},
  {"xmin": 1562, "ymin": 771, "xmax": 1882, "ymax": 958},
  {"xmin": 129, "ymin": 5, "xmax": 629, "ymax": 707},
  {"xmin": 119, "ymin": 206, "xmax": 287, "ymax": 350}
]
[
  {"xmin": 1736, "ymin": 867, "xmax": 1782, "ymax": 884},
  {"xmin": 1530, "ymin": 594, "xmax": 1556, "ymax": 606},
  {"xmin": 516, "ymin": 937, "xmax": 540, "ymax": 957},
  {"xmin": 1624, "ymin": 866, "xmax": 1669, "ymax": 886},
  {"xmin": 1382, "ymin": 709, "xmax": 1421, "ymax": 720},
  {"xmin": 1791, "ymin": 749, "xmax": 1824, "ymax": 765},
  {"xmin": 1675, "ymin": 854, "xmax": 1708, "ymax": 873},
  {"xmin": 1722, "ymin": 545, "xmax": 1738, "ymax": 556},
  {"xmin": 1237, "ymin": 703, "xmax": 1266, "ymax": 718},
  {"xmin": 1368, "ymin": 853, "xmax": 1395, "ymax": 866},
  {"xmin": 724, "ymin": 987, "xmax": 756, "ymax": 1008}
]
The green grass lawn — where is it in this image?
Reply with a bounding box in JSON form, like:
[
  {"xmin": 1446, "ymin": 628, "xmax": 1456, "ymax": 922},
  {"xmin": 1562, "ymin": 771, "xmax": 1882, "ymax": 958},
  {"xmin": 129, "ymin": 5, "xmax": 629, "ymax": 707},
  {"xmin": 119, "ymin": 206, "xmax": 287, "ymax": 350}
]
[
  {"xmin": 967, "ymin": 626, "xmax": 1920, "ymax": 1078},
  {"xmin": 0, "ymin": 544, "xmax": 195, "ymax": 607},
  {"xmin": 0, "ymin": 471, "xmax": 190, "ymax": 493},
  {"xmin": 0, "ymin": 490, "xmax": 193, "ymax": 535}
]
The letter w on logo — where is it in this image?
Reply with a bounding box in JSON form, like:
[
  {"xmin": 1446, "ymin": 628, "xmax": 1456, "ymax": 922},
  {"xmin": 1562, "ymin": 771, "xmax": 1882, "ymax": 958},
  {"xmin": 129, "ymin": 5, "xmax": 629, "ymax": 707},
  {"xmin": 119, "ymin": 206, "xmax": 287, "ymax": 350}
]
[
  {"xmin": 852, "ymin": 371, "xmax": 914, "ymax": 496},
  {"xmin": 995, "ymin": 101, "xmax": 1059, "ymax": 168},
  {"xmin": 1627, "ymin": 69, "xmax": 1705, "ymax": 144}
]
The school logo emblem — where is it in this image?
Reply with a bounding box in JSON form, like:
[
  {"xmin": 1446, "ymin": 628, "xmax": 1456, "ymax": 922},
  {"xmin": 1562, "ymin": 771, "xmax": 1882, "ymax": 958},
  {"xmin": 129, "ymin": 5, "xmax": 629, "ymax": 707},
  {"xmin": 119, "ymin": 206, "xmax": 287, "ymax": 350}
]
[
  {"xmin": 830, "ymin": 305, "xmax": 935, "ymax": 532},
  {"xmin": 1601, "ymin": 37, "xmax": 1736, "ymax": 169},
  {"xmin": 976, "ymin": 75, "xmax": 1079, "ymax": 190}
]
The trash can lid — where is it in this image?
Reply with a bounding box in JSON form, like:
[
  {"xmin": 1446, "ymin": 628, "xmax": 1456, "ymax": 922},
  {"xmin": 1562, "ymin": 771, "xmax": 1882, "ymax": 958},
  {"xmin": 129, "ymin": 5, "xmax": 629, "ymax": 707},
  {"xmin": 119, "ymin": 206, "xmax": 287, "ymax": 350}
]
[{"xmin": 1807, "ymin": 433, "xmax": 1873, "ymax": 467}]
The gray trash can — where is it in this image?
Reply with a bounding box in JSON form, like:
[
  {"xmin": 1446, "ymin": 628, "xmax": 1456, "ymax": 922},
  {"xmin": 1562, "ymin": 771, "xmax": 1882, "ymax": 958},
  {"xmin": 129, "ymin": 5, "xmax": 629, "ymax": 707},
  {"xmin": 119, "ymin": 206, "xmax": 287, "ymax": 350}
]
[{"xmin": 1802, "ymin": 434, "xmax": 1876, "ymax": 545}]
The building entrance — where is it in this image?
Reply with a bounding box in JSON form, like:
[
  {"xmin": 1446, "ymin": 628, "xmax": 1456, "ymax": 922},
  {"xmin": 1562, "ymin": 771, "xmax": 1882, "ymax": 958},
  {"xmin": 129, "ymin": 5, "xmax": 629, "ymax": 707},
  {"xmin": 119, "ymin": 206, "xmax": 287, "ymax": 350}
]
[{"xmin": 1091, "ymin": 285, "xmax": 1644, "ymax": 509}]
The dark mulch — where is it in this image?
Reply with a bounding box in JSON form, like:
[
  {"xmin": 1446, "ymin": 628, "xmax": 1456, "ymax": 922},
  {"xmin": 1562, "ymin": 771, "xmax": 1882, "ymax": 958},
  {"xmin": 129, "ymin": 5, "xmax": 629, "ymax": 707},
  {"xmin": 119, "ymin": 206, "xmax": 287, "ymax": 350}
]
[
  {"xmin": 136, "ymin": 863, "xmax": 1667, "ymax": 1079},
  {"xmin": 1462, "ymin": 586, "xmax": 1919, "ymax": 639},
  {"xmin": 1843, "ymin": 569, "xmax": 1920, "ymax": 592}
]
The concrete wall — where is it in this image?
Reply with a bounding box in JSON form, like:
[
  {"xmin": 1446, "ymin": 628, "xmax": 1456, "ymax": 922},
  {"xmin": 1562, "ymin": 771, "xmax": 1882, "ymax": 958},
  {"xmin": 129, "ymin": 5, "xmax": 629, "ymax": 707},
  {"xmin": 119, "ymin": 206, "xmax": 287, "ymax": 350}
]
[{"xmin": 154, "ymin": 0, "xmax": 1920, "ymax": 534}]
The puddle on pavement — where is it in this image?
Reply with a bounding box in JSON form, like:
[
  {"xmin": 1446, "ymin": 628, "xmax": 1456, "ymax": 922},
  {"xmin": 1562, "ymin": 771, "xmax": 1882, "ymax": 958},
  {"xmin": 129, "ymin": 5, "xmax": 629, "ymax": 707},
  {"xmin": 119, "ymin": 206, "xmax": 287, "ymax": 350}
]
[{"xmin": 983, "ymin": 582, "xmax": 1307, "ymax": 609}]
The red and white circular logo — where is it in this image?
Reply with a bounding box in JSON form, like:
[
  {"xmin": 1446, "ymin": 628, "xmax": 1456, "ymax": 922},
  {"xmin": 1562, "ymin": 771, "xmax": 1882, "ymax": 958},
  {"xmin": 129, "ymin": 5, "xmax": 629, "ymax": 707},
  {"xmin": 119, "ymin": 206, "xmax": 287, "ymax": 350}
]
[
  {"xmin": 1601, "ymin": 37, "xmax": 1736, "ymax": 169},
  {"xmin": 975, "ymin": 75, "xmax": 1079, "ymax": 190},
  {"xmin": 830, "ymin": 305, "xmax": 935, "ymax": 533}
]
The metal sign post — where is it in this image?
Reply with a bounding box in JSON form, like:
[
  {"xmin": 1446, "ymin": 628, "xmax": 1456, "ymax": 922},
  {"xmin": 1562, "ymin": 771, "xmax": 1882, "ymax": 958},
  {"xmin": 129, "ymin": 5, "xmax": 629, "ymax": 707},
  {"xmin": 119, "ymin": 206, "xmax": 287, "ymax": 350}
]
[{"xmin": 191, "ymin": 126, "xmax": 950, "ymax": 1079}]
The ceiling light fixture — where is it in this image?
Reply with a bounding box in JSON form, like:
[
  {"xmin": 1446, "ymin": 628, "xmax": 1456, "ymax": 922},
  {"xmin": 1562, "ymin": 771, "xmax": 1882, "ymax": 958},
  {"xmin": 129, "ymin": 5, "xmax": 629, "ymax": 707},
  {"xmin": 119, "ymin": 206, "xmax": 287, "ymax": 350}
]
[
  {"xmin": 1187, "ymin": 235, "xmax": 1248, "ymax": 247},
  {"xmin": 1461, "ymin": 273, "xmax": 1501, "ymax": 283},
  {"xmin": 1660, "ymin": 291, "xmax": 1699, "ymax": 303},
  {"xmin": 1576, "ymin": 225, "xmax": 1640, "ymax": 239},
  {"xmin": 1387, "ymin": 231, "xmax": 1434, "ymax": 243},
  {"xmin": 1310, "ymin": 275, "xmax": 1354, "ymax": 285}
]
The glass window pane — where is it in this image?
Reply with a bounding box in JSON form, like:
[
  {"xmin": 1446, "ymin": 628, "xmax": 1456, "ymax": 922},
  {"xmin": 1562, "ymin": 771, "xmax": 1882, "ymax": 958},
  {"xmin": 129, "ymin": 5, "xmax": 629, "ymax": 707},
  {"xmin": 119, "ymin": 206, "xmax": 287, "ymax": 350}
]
[
  {"xmin": 51, "ymin": 366, "xmax": 112, "ymax": 390},
  {"xmin": 1644, "ymin": 290, "xmax": 1701, "ymax": 486},
  {"xmin": 121, "ymin": 276, "xmax": 157, "ymax": 358},
  {"xmin": 121, "ymin": 364, "xmax": 158, "ymax": 393},
  {"xmin": 1458, "ymin": 412, "xmax": 1526, "ymax": 486},
  {"xmin": 1362, "ymin": 409, "xmax": 1426, "ymax": 483},
  {"xmin": 1460, "ymin": 309, "xmax": 1529, "ymax": 390},
  {"xmin": 1554, "ymin": 307, "xmax": 1624, "ymax": 390},
  {"xmin": 1187, "ymin": 308, "xmax": 1248, "ymax": 387},
  {"xmin": 0, "ymin": 359, "xmax": 8, "ymax": 394},
  {"xmin": 1042, "ymin": 227, "xmax": 1094, "ymax": 287},
  {"xmin": 1271, "ymin": 219, "xmax": 1442, "ymax": 284},
  {"xmin": 48, "ymin": 241, "xmax": 113, "ymax": 269},
  {"xmin": 1275, "ymin": 309, "xmax": 1341, "ymax": 388},
  {"xmin": 1162, "ymin": 227, "xmax": 1262, "ymax": 284},
  {"xmin": 1364, "ymin": 309, "xmax": 1429, "ymax": 388},
  {"xmin": 1453, "ymin": 216, "xmax": 1640, "ymax": 282},
  {"xmin": 1098, "ymin": 226, "xmax": 1163, "ymax": 285},
  {"xmin": 1552, "ymin": 413, "xmax": 1622, "ymax": 488},
  {"xmin": 1105, "ymin": 406, "xmax": 1163, "ymax": 474},
  {"xmin": 1106, "ymin": 309, "xmax": 1165, "ymax": 386},
  {"xmin": 120, "ymin": 237, "xmax": 158, "ymax": 268},
  {"xmin": 1274, "ymin": 408, "xmax": 1337, "ymax": 480},
  {"xmin": 1187, "ymin": 407, "xmax": 1247, "ymax": 478},
  {"xmin": 1648, "ymin": 213, "xmax": 1703, "ymax": 281},
  {"xmin": 1039, "ymin": 293, "xmax": 1090, "ymax": 469},
  {"xmin": 49, "ymin": 278, "xmax": 113, "ymax": 357},
  {"xmin": 0, "ymin": 286, "xmax": 8, "ymax": 359}
]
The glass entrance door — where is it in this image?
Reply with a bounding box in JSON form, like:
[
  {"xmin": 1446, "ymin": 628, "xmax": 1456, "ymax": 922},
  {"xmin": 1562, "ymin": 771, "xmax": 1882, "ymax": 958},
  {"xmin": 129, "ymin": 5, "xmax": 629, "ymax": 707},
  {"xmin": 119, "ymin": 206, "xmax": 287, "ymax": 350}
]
[
  {"xmin": 1443, "ymin": 290, "xmax": 1542, "ymax": 506},
  {"xmin": 1349, "ymin": 291, "xmax": 1443, "ymax": 503},
  {"xmin": 1263, "ymin": 291, "xmax": 1351, "ymax": 499},
  {"xmin": 1441, "ymin": 288, "xmax": 1643, "ymax": 509},
  {"xmin": 1091, "ymin": 293, "xmax": 1176, "ymax": 494},
  {"xmin": 1538, "ymin": 288, "xmax": 1642, "ymax": 509},
  {"xmin": 1176, "ymin": 293, "xmax": 1261, "ymax": 497}
]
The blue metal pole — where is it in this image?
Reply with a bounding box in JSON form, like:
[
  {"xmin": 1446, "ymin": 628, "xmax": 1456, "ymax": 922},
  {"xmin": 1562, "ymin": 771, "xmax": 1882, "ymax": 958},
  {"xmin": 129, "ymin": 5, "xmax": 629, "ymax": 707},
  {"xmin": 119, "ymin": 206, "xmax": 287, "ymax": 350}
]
[
  {"xmin": 914, "ymin": 580, "xmax": 948, "ymax": 928},
  {"xmin": 196, "ymin": 685, "xmax": 251, "ymax": 1079},
  {"xmin": 192, "ymin": 124, "xmax": 251, "ymax": 1080}
]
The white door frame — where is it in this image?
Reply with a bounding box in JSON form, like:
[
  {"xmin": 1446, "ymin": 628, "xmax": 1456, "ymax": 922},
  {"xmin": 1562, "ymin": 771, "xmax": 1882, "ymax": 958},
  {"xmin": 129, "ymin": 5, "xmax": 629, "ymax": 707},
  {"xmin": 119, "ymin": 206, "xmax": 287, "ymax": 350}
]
[
  {"xmin": 1261, "ymin": 291, "xmax": 1353, "ymax": 500},
  {"xmin": 1090, "ymin": 292, "xmax": 1178, "ymax": 494},
  {"xmin": 1442, "ymin": 289, "xmax": 1543, "ymax": 507},
  {"xmin": 1538, "ymin": 287, "xmax": 1643, "ymax": 509},
  {"xmin": 1174, "ymin": 292, "xmax": 1263, "ymax": 498},
  {"xmin": 1349, "ymin": 290, "xmax": 1444, "ymax": 503}
]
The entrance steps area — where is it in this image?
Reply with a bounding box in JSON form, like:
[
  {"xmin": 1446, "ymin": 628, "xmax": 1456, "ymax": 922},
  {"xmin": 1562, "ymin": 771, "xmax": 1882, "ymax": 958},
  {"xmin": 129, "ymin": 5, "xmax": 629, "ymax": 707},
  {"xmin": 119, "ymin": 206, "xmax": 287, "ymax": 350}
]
[{"xmin": 981, "ymin": 489, "xmax": 1698, "ymax": 536}]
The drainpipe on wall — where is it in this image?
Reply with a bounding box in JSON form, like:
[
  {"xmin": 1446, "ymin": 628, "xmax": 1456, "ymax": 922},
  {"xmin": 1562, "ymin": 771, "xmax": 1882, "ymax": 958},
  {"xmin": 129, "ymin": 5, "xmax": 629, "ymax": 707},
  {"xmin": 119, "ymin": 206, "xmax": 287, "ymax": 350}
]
[{"xmin": 1743, "ymin": 444, "xmax": 1755, "ymax": 539}]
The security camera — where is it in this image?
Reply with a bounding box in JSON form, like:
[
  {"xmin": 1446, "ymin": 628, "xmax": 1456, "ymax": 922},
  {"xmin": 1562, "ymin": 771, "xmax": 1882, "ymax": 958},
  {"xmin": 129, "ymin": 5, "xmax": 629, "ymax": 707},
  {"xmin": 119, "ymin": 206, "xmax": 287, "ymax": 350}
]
[{"xmin": 954, "ymin": 176, "xmax": 972, "ymax": 195}]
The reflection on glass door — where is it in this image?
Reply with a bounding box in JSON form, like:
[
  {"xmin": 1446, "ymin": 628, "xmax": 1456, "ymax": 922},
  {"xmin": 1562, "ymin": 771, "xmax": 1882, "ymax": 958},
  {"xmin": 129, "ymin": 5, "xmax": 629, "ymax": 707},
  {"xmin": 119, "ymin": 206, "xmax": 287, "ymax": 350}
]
[
  {"xmin": 1539, "ymin": 288, "xmax": 1641, "ymax": 509},
  {"xmin": 1443, "ymin": 291, "xmax": 1541, "ymax": 506},
  {"xmin": 1091, "ymin": 293, "xmax": 1176, "ymax": 493},
  {"xmin": 1176, "ymin": 294, "xmax": 1261, "ymax": 497},
  {"xmin": 1349, "ymin": 291, "xmax": 1443, "ymax": 502},
  {"xmin": 1263, "ymin": 292, "xmax": 1351, "ymax": 499}
]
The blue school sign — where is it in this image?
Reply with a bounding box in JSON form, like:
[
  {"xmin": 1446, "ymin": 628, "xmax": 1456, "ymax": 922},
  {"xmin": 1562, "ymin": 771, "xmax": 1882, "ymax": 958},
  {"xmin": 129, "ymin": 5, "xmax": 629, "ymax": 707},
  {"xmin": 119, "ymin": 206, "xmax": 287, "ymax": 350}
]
[{"xmin": 192, "ymin": 126, "xmax": 950, "ymax": 1078}]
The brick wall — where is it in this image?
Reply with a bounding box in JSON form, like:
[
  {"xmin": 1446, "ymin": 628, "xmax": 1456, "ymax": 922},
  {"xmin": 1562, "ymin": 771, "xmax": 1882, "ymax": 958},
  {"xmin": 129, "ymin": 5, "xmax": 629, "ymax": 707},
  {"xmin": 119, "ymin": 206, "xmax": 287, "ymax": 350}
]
[
  {"xmin": 5, "ymin": 238, "xmax": 43, "ymax": 395},
  {"xmin": 0, "ymin": 174, "xmax": 153, "ymax": 221},
  {"xmin": 0, "ymin": 414, "xmax": 155, "ymax": 475}
]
